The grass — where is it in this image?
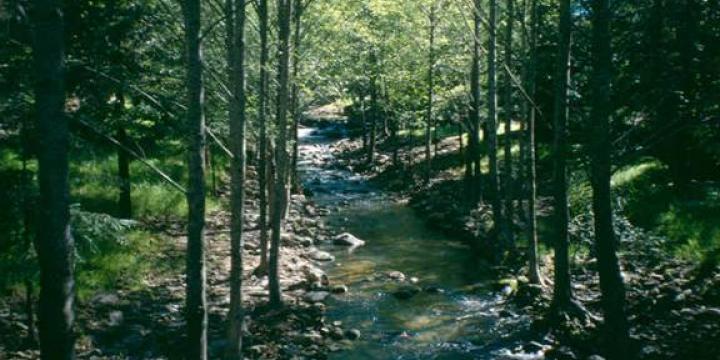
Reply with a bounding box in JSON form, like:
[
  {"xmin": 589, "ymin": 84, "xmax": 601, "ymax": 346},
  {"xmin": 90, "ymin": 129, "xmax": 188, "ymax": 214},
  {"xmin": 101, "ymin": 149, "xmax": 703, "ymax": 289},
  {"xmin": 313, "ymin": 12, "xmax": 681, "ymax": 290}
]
[
  {"xmin": 75, "ymin": 229, "xmax": 181, "ymax": 300},
  {"xmin": 70, "ymin": 148, "xmax": 224, "ymax": 219},
  {"xmin": 567, "ymin": 157, "xmax": 720, "ymax": 263},
  {"xmin": 0, "ymin": 143, "xmax": 225, "ymax": 298}
]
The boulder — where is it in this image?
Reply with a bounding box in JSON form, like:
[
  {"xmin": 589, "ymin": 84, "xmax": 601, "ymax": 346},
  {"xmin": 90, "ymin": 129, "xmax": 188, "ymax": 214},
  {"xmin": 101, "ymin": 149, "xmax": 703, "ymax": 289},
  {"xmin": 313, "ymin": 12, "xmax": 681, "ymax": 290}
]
[
  {"xmin": 333, "ymin": 232, "xmax": 366, "ymax": 248},
  {"xmin": 386, "ymin": 271, "xmax": 406, "ymax": 282},
  {"xmin": 303, "ymin": 291, "xmax": 330, "ymax": 303},
  {"xmin": 331, "ymin": 284, "xmax": 348, "ymax": 294},
  {"xmin": 308, "ymin": 249, "xmax": 335, "ymax": 262}
]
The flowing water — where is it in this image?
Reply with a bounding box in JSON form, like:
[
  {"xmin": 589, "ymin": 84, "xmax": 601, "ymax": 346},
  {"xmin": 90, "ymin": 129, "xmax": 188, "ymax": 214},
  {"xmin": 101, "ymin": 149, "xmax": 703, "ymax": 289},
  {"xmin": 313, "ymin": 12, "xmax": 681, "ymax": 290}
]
[{"xmin": 298, "ymin": 125, "xmax": 537, "ymax": 360}]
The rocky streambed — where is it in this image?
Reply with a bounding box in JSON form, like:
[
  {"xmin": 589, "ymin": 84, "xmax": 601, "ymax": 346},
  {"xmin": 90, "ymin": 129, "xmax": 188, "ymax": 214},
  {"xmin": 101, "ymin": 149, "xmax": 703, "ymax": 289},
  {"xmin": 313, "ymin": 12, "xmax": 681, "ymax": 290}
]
[{"xmin": 296, "ymin": 124, "xmax": 540, "ymax": 360}]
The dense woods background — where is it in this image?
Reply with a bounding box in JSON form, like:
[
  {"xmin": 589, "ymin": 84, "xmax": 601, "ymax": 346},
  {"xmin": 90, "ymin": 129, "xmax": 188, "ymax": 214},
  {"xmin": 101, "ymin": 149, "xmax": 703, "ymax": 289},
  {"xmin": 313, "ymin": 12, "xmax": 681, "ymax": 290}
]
[{"xmin": 1, "ymin": 0, "xmax": 719, "ymax": 359}]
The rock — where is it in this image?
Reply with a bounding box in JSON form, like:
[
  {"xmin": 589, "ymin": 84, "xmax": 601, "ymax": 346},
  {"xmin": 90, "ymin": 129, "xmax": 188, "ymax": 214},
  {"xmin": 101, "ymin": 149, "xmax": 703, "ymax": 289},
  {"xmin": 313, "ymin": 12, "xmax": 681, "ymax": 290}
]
[
  {"xmin": 331, "ymin": 284, "xmax": 348, "ymax": 294},
  {"xmin": 281, "ymin": 232, "xmax": 294, "ymax": 244},
  {"xmin": 333, "ymin": 232, "xmax": 366, "ymax": 248},
  {"xmin": 545, "ymin": 346, "xmax": 578, "ymax": 360},
  {"xmin": 303, "ymin": 265, "xmax": 329, "ymax": 287},
  {"xmin": 108, "ymin": 310, "xmax": 124, "ymax": 326},
  {"xmin": 386, "ymin": 271, "xmax": 406, "ymax": 281},
  {"xmin": 393, "ymin": 285, "xmax": 421, "ymax": 300},
  {"xmin": 329, "ymin": 327, "xmax": 345, "ymax": 340},
  {"xmin": 93, "ymin": 293, "xmax": 120, "ymax": 306},
  {"xmin": 296, "ymin": 235, "xmax": 314, "ymax": 247},
  {"xmin": 523, "ymin": 341, "xmax": 546, "ymax": 353},
  {"xmin": 304, "ymin": 291, "xmax": 330, "ymax": 303},
  {"xmin": 308, "ymin": 249, "xmax": 335, "ymax": 262},
  {"xmin": 344, "ymin": 329, "xmax": 361, "ymax": 340},
  {"xmin": 586, "ymin": 355, "xmax": 605, "ymax": 360}
]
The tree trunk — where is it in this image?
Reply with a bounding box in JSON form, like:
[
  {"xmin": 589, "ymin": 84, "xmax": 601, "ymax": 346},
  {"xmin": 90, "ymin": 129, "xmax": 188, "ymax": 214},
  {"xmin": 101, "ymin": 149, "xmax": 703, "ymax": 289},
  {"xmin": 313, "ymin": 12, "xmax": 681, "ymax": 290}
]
[
  {"xmin": 467, "ymin": 0, "xmax": 483, "ymax": 204},
  {"xmin": 551, "ymin": 0, "xmax": 573, "ymax": 311},
  {"xmin": 256, "ymin": 0, "xmax": 270, "ymax": 274},
  {"xmin": 368, "ymin": 57, "xmax": 378, "ymax": 165},
  {"xmin": 589, "ymin": 0, "xmax": 631, "ymax": 358},
  {"xmin": 290, "ymin": 0, "xmax": 304, "ymax": 193},
  {"xmin": 269, "ymin": 0, "xmax": 292, "ymax": 309},
  {"xmin": 226, "ymin": 0, "xmax": 246, "ymax": 356},
  {"xmin": 183, "ymin": 0, "xmax": 208, "ymax": 356},
  {"xmin": 21, "ymin": 119, "xmax": 38, "ymax": 348},
  {"xmin": 424, "ymin": 5, "xmax": 436, "ymax": 186},
  {"xmin": 525, "ymin": 0, "xmax": 542, "ymax": 285},
  {"xmin": 502, "ymin": 0, "xmax": 515, "ymax": 245},
  {"xmin": 487, "ymin": 0, "xmax": 503, "ymax": 251},
  {"xmin": 116, "ymin": 126, "xmax": 132, "ymax": 219},
  {"xmin": 31, "ymin": 0, "xmax": 76, "ymax": 357}
]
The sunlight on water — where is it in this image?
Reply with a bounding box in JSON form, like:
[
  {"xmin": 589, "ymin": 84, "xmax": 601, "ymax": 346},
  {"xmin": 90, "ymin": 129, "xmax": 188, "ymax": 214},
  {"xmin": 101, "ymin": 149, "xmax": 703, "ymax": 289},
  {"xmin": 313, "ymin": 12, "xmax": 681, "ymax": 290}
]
[{"xmin": 298, "ymin": 126, "xmax": 533, "ymax": 360}]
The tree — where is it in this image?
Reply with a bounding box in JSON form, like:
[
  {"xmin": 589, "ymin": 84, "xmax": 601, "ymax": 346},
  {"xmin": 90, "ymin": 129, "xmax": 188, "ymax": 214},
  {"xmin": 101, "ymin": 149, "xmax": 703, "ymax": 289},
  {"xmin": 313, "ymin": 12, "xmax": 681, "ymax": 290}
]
[
  {"xmin": 524, "ymin": 0, "xmax": 542, "ymax": 285},
  {"xmin": 255, "ymin": 0, "xmax": 270, "ymax": 275},
  {"xmin": 589, "ymin": 0, "xmax": 632, "ymax": 357},
  {"xmin": 424, "ymin": 2, "xmax": 437, "ymax": 185},
  {"xmin": 226, "ymin": 0, "xmax": 246, "ymax": 356},
  {"xmin": 502, "ymin": 0, "xmax": 515, "ymax": 245},
  {"xmin": 269, "ymin": 0, "xmax": 292, "ymax": 309},
  {"xmin": 487, "ymin": 0, "xmax": 503, "ymax": 251},
  {"xmin": 551, "ymin": 0, "xmax": 574, "ymax": 312},
  {"xmin": 31, "ymin": 0, "xmax": 76, "ymax": 357},
  {"xmin": 467, "ymin": 0, "xmax": 483, "ymax": 204},
  {"xmin": 182, "ymin": 0, "xmax": 208, "ymax": 356}
]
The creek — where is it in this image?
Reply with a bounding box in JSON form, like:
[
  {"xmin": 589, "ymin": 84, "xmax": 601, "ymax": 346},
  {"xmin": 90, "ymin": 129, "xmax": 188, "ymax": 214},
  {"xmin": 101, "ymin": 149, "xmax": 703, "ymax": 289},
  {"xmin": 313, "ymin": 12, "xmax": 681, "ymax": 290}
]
[{"xmin": 298, "ymin": 125, "xmax": 537, "ymax": 359}]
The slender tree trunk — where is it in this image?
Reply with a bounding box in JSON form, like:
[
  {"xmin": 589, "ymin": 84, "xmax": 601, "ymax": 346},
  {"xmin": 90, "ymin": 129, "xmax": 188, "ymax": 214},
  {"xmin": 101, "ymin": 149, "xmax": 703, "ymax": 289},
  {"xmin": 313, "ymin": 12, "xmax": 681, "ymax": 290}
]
[
  {"xmin": 256, "ymin": 0, "xmax": 270, "ymax": 274},
  {"xmin": 368, "ymin": 57, "xmax": 378, "ymax": 165},
  {"xmin": 31, "ymin": 0, "xmax": 76, "ymax": 357},
  {"xmin": 468, "ymin": 0, "xmax": 483, "ymax": 204},
  {"xmin": 226, "ymin": 0, "xmax": 246, "ymax": 356},
  {"xmin": 20, "ymin": 120, "xmax": 38, "ymax": 348},
  {"xmin": 424, "ymin": 5, "xmax": 436, "ymax": 185},
  {"xmin": 487, "ymin": 0, "xmax": 503, "ymax": 251},
  {"xmin": 183, "ymin": 0, "xmax": 208, "ymax": 356},
  {"xmin": 360, "ymin": 96, "xmax": 368, "ymax": 150},
  {"xmin": 116, "ymin": 126, "xmax": 132, "ymax": 219},
  {"xmin": 502, "ymin": 0, "xmax": 515, "ymax": 245},
  {"xmin": 551, "ymin": 0, "xmax": 573, "ymax": 311},
  {"xmin": 589, "ymin": 1, "xmax": 631, "ymax": 358},
  {"xmin": 525, "ymin": 0, "xmax": 542, "ymax": 285},
  {"xmin": 269, "ymin": 0, "xmax": 292, "ymax": 309},
  {"xmin": 290, "ymin": 0, "xmax": 303, "ymax": 193}
]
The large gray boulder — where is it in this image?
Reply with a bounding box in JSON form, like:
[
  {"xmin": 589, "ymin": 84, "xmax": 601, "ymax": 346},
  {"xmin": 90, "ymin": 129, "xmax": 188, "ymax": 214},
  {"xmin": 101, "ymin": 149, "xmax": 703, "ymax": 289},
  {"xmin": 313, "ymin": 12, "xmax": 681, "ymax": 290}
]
[{"xmin": 333, "ymin": 232, "xmax": 365, "ymax": 248}]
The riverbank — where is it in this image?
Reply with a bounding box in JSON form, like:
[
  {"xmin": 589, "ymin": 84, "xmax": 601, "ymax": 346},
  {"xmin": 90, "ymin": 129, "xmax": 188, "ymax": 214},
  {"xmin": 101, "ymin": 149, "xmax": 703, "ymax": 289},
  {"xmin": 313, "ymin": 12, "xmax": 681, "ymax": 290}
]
[
  {"xmin": 326, "ymin": 122, "xmax": 720, "ymax": 359},
  {"xmin": 0, "ymin": 165, "xmax": 362, "ymax": 359}
]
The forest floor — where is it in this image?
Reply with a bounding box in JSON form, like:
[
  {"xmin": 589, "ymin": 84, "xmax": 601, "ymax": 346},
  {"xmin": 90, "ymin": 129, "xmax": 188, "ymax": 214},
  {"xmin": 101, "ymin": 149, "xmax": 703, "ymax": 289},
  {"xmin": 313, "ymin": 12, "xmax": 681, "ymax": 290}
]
[
  {"xmin": 330, "ymin": 126, "xmax": 720, "ymax": 359},
  {"xmin": 0, "ymin": 167, "xmax": 364, "ymax": 359}
]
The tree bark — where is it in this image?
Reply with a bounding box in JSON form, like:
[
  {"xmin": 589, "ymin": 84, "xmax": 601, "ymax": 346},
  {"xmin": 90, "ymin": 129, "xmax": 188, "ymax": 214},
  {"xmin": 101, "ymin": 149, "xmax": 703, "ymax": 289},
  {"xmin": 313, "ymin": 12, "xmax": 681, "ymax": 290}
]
[
  {"xmin": 487, "ymin": 0, "xmax": 504, "ymax": 251},
  {"xmin": 551, "ymin": 0, "xmax": 573, "ymax": 310},
  {"xmin": 183, "ymin": 0, "xmax": 208, "ymax": 356},
  {"xmin": 21, "ymin": 116, "xmax": 38, "ymax": 348},
  {"xmin": 226, "ymin": 0, "xmax": 246, "ymax": 356},
  {"xmin": 525, "ymin": 0, "xmax": 542, "ymax": 284},
  {"xmin": 290, "ymin": 0, "xmax": 304, "ymax": 193},
  {"xmin": 424, "ymin": 4, "xmax": 436, "ymax": 186},
  {"xmin": 467, "ymin": 0, "xmax": 483, "ymax": 204},
  {"xmin": 502, "ymin": 0, "xmax": 515, "ymax": 245},
  {"xmin": 589, "ymin": 0, "xmax": 631, "ymax": 358},
  {"xmin": 31, "ymin": 0, "xmax": 76, "ymax": 357},
  {"xmin": 256, "ymin": 0, "xmax": 270, "ymax": 274},
  {"xmin": 269, "ymin": 0, "xmax": 292, "ymax": 309}
]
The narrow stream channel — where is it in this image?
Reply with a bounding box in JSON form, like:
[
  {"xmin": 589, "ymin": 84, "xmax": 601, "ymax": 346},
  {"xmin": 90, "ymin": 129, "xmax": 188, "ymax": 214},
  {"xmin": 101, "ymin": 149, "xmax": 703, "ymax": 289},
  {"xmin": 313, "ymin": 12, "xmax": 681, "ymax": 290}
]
[{"xmin": 298, "ymin": 125, "xmax": 537, "ymax": 360}]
